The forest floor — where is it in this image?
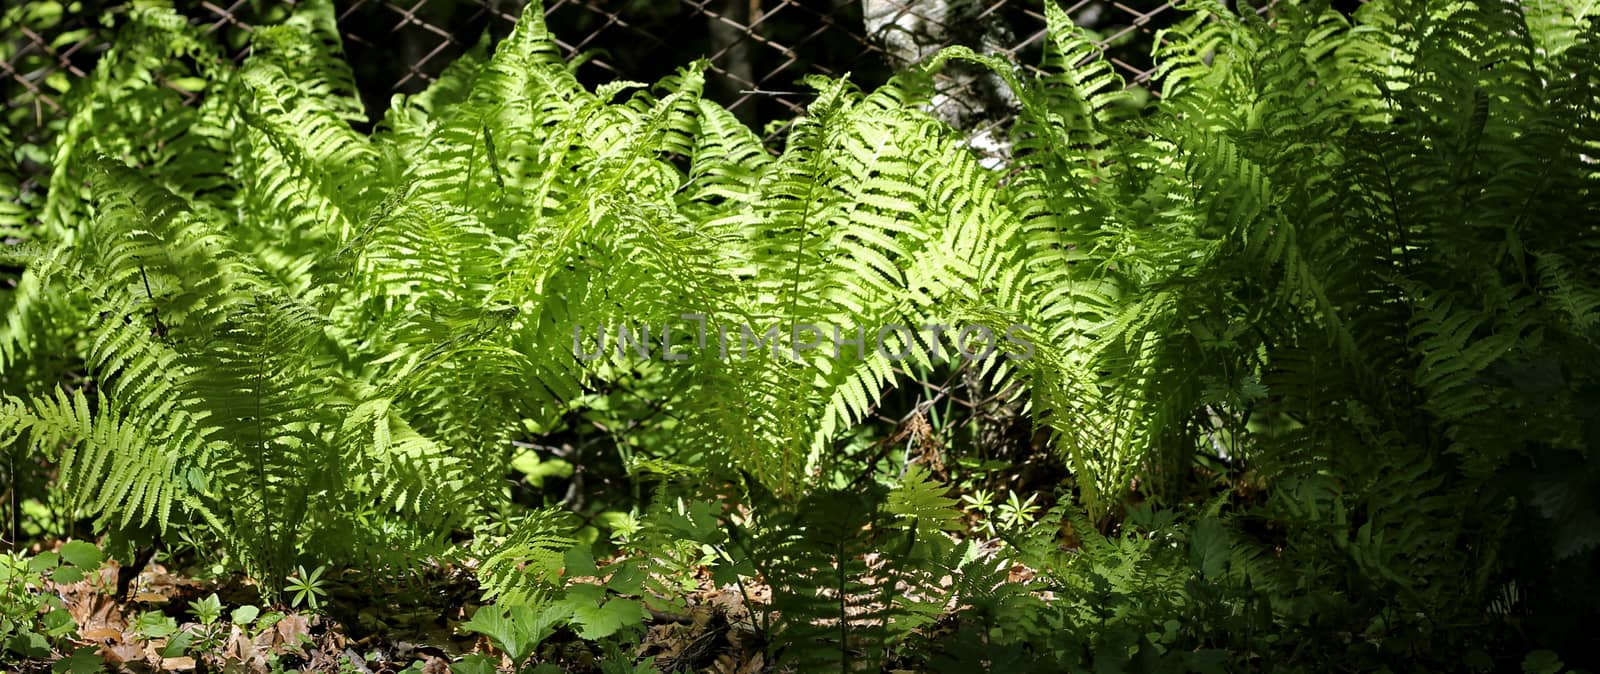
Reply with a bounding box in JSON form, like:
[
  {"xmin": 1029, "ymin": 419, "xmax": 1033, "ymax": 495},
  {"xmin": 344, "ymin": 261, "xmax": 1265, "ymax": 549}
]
[
  {"xmin": 27, "ymin": 532, "xmax": 1044, "ymax": 673},
  {"xmin": 30, "ymin": 541, "xmax": 778, "ymax": 673}
]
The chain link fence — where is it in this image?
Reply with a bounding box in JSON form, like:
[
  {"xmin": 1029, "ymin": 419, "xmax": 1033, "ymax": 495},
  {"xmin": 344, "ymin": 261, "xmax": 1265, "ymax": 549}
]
[{"xmin": 2, "ymin": 0, "xmax": 1210, "ymax": 138}]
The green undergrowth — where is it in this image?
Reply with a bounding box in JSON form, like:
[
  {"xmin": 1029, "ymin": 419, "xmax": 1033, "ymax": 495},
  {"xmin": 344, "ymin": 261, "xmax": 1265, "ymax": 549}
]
[{"xmin": 2, "ymin": 0, "xmax": 1598, "ymax": 671}]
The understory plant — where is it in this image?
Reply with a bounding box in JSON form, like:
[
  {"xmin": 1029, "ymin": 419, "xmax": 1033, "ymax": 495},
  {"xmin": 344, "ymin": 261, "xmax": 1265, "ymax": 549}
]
[{"xmin": 1, "ymin": 0, "xmax": 1597, "ymax": 671}]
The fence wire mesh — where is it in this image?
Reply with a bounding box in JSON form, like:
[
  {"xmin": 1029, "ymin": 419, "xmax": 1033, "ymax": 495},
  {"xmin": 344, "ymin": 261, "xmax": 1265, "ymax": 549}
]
[{"xmin": 3, "ymin": 1, "xmax": 1200, "ymax": 139}]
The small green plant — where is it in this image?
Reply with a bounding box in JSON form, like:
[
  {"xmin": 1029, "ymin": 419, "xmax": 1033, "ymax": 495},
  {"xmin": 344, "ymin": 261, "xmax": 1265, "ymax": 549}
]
[
  {"xmin": 459, "ymin": 603, "xmax": 564, "ymax": 672},
  {"xmin": 1, "ymin": 544, "xmax": 101, "ymax": 661},
  {"xmin": 184, "ymin": 592, "xmax": 229, "ymax": 653},
  {"xmin": 130, "ymin": 606, "xmax": 202, "ymax": 660},
  {"xmin": 190, "ymin": 592, "xmax": 223, "ymax": 626},
  {"xmin": 995, "ymin": 490, "xmax": 1040, "ymax": 530},
  {"xmin": 285, "ymin": 564, "xmax": 329, "ymax": 611},
  {"xmin": 132, "ymin": 609, "xmax": 179, "ymax": 639},
  {"xmin": 959, "ymin": 487, "xmax": 997, "ymax": 535}
]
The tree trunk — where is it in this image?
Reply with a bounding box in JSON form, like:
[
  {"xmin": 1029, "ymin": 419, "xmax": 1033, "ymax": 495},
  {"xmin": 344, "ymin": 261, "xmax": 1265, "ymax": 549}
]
[{"xmin": 862, "ymin": 0, "xmax": 1016, "ymax": 161}]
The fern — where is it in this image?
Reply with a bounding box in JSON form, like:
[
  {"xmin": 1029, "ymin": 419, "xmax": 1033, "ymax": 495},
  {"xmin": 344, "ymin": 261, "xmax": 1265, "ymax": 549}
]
[{"xmin": 1, "ymin": 0, "xmax": 1596, "ymax": 667}]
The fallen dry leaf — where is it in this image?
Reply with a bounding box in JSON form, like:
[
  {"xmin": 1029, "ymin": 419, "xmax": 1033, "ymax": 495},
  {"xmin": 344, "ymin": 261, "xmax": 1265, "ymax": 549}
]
[
  {"xmin": 79, "ymin": 626, "xmax": 123, "ymax": 642},
  {"xmin": 161, "ymin": 656, "xmax": 198, "ymax": 670},
  {"xmin": 98, "ymin": 641, "xmax": 145, "ymax": 667}
]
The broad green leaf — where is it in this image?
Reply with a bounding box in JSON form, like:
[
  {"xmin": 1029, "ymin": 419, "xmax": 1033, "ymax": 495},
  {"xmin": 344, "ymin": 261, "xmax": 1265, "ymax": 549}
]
[
  {"xmin": 563, "ymin": 545, "xmax": 598, "ymax": 578},
  {"xmin": 41, "ymin": 609, "xmax": 77, "ymax": 637},
  {"xmin": 162, "ymin": 628, "xmax": 195, "ymax": 657},
  {"xmin": 27, "ymin": 552, "xmax": 59, "ymax": 573},
  {"xmin": 460, "ymin": 604, "xmax": 554, "ymax": 663},
  {"xmin": 51, "ymin": 566, "xmax": 84, "ymax": 584},
  {"xmin": 7, "ymin": 630, "xmax": 50, "ymax": 658},
  {"xmin": 449, "ymin": 654, "xmax": 498, "ymax": 674},
  {"xmin": 58, "ymin": 541, "xmax": 102, "ymax": 569},
  {"xmin": 133, "ymin": 611, "xmax": 178, "ymax": 638},
  {"xmin": 54, "ymin": 646, "xmax": 106, "ymax": 674}
]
